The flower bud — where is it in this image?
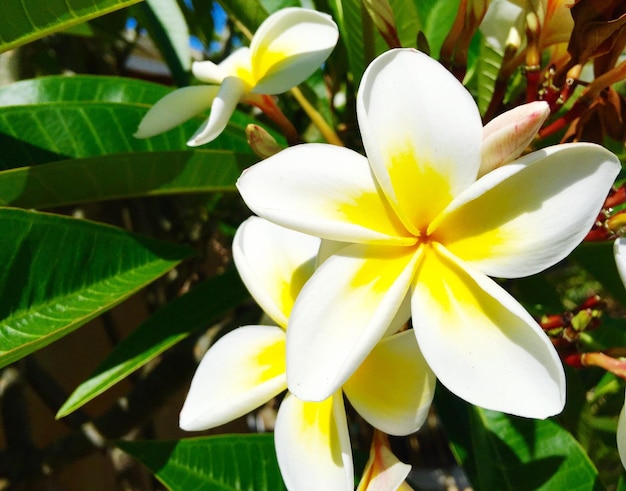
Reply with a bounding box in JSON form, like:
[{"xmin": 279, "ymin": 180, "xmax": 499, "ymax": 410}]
[
  {"xmin": 479, "ymin": 101, "xmax": 550, "ymax": 176},
  {"xmin": 362, "ymin": 0, "xmax": 402, "ymax": 48},
  {"xmin": 246, "ymin": 124, "xmax": 282, "ymax": 159}
]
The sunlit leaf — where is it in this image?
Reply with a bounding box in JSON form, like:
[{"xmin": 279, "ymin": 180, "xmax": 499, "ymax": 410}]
[
  {"xmin": 0, "ymin": 150, "xmax": 254, "ymax": 209},
  {"xmin": 0, "ymin": 207, "xmax": 193, "ymax": 369},
  {"xmin": 118, "ymin": 434, "xmax": 286, "ymax": 491},
  {"xmin": 0, "ymin": 0, "xmax": 141, "ymax": 53},
  {"xmin": 436, "ymin": 386, "xmax": 603, "ymax": 491},
  {"xmin": 58, "ymin": 269, "xmax": 249, "ymax": 418}
]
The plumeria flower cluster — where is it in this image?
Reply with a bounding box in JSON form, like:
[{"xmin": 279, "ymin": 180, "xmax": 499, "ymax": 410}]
[
  {"xmin": 175, "ymin": 8, "xmax": 624, "ymax": 490},
  {"xmin": 135, "ymin": 8, "xmax": 338, "ymax": 146},
  {"xmin": 180, "ymin": 217, "xmax": 435, "ymax": 489},
  {"xmin": 237, "ymin": 48, "xmax": 620, "ymax": 420}
]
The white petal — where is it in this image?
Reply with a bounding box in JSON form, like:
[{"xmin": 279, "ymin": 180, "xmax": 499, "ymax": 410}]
[
  {"xmin": 287, "ymin": 243, "xmax": 420, "ymax": 401},
  {"xmin": 618, "ymin": 396, "xmax": 626, "ymax": 469},
  {"xmin": 614, "ymin": 238, "xmax": 626, "ymax": 286},
  {"xmin": 412, "ymin": 244, "xmax": 565, "ymax": 418},
  {"xmin": 250, "ymin": 8, "xmax": 338, "ymax": 94},
  {"xmin": 233, "ymin": 217, "xmax": 319, "ymax": 328},
  {"xmin": 187, "ymin": 76, "xmax": 247, "ymax": 146},
  {"xmin": 357, "ymin": 430, "xmax": 411, "ymax": 491},
  {"xmin": 237, "ymin": 144, "xmax": 414, "ymax": 245},
  {"xmin": 134, "ymin": 85, "xmax": 219, "ymax": 139},
  {"xmin": 275, "ymin": 393, "xmax": 353, "ymax": 491},
  {"xmin": 480, "ymin": 0, "xmax": 524, "ymax": 52},
  {"xmin": 357, "ymin": 49, "xmax": 482, "ymax": 235},
  {"xmin": 343, "ymin": 330, "xmax": 436, "ymax": 435},
  {"xmin": 179, "ymin": 325, "xmax": 286, "ymax": 430},
  {"xmin": 480, "ymin": 101, "xmax": 550, "ymax": 176},
  {"xmin": 192, "ymin": 48, "xmax": 251, "ymax": 84},
  {"xmin": 433, "ymin": 143, "xmax": 620, "ymax": 278}
]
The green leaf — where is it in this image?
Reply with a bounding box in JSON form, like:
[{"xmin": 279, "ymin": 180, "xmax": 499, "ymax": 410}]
[
  {"xmin": 118, "ymin": 434, "xmax": 286, "ymax": 491},
  {"xmin": 0, "ymin": 207, "xmax": 193, "ymax": 369},
  {"xmin": 0, "ymin": 0, "xmax": 142, "ymax": 53},
  {"xmin": 0, "ymin": 150, "xmax": 254, "ymax": 209},
  {"xmin": 0, "ymin": 75, "xmax": 176, "ymax": 107},
  {"xmin": 436, "ymin": 387, "xmax": 603, "ymax": 491},
  {"xmin": 0, "ymin": 75, "xmax": 279, "ymax": 169},
  {"xmin": 57, "ymin": 269, "xmax": 249, "ymax": 418},
  {"xmin": 140, "ymin": 0, "xmax": 191, "ymax": 86},
  {"xmin": 571, "ymin": 241, "xmax": 626, "ymax": 307},
  {"xmin": 413, "ymin": 0, "xmax": 459, "ymax": 58}
]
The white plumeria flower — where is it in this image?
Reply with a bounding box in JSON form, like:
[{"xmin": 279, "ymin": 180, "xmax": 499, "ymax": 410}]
[
  {"xmin": 134, "ymin": 8, "xmax": 338, "ymax": 146},
  {"xmin": 613, "ymin": 238, "xmax": 626, "ymax": 469},
  {"xmin": 357, "ymin": 430, "xmax": 412, "ymax": 491},
  {"xmin": 237, "ymin": 48, "xmax": 621, "ymax": 418},
  {"xmin": 180, "ymin": 217, "xmax": 435, "ymax": 491}
]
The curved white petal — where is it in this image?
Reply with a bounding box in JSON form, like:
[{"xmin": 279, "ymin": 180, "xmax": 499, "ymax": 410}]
[
  {"xmin": 187, "ymin": 76, "xmax": 247, "ymax": 146},
  {"xmin": 412, "ymin": 244, "xmax": 565, "ymax": 418},
  {"xmin": 343, "ymin": 330, "xmax": 436, "ymax": 436},
  {"xmin": 287, "ymin": 243, "xmax": 420, "ymax": 401},
  {"xmin": 179, "ymin": 325, "xmax": 286, "ymax": 431},
  {"xmin": 357, "ymin": 430, "xmax": 411, "ymax": 491},
  {"xmin": 480, "ymin": 101, "xmax": 550, "ymax": 176},
  {"xmin": 618, "ymin": 396, "xmax": 626, "ymax": 469},
  {"xmin": 250, "ymin": 8, "xmax": 338, "ymax": 94},
  {"xmin": 433, "ymin": 143, "xmax": 620, "ymax": 278},
  {"xmin": 357, "ymin": 49, "xmax": 482, "ymax": 235},
  {"xmin": 614, "ymin": 238, "xmax": 626, "ymax": 285},
  {"xmin": 134, "ymin": 85, "xmax": 219, "ymax": 139},
  {"xmin": 237, "ymin": 144, "xmax": 414, "ymax": 245},
  {"xmin": 275, "ymin": 393, "xmax": 353, "ymax": 491},
  {"xmin": 233, "ymin": 217, "xmax": 319, "ymax": 328},
  {"xmin": 480, "ymin": 0, "xmax": 524, "ymax": 52},
  {"xmin": 192, "ymin": 48, "xmax": 252, "ymax": 84}
]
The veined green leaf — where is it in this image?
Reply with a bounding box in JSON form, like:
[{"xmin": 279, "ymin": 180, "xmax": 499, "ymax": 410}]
[
  {"xmin": 0, "ymin": 0, "xmax": 141, "ymax": 54},
  {"xmin": 0, "ymin": 150, "xmax": 254, "ymax": 209},
  {"xmin": 572, "ymin": 241, "xmax": 626, "ymax": 307},
  {"xmin": 57, "ymin": 269, "xmax": 249, "ymax": 418},
  {"xmin": 118, "ymin": 434, "xmax": 286, "ymax": 491},
  {"xmin": 0, "ymin": 75, "xmax": 285, "ymax": 169},
  {"xmin": 0, "ymin": 207, "xmax": 193, "ymax": 369},
  {"xmin": 436, "ymin": 387, "xmax": 603, "ymax": 491}
]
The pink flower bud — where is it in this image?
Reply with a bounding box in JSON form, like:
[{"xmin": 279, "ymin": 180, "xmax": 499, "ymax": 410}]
[{"xmin": 479, "ymin": 101, "xmax": 550, "ymax": 176}]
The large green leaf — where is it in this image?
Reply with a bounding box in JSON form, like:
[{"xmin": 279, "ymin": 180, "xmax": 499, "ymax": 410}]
[
  {"xmin": 57, "ymin": 269, "xmax": 249, "ymax": 418},
  {"xmin": 0, "ymin": 75, "xmax": 177, "ymax": 106},
  {"xmin": 0, "ymin": 207, "xmax": 193, "ymax": 369},
  {"xmin": 0, "ymin": 0, "xmax": 141, "ymax": 53},
  {"xmin": 118, "ymin": 434, "xmax": 286, "ymax": 491},
  {"xmin": 436, "ymin": 387, "xmax": 603, "ymax": 491},
  {"xmin": 0, "ymin": 75, "xmax": 281, "ymax": 170},
  {"xmin": 0, "ymin": 150, "xmax": 254, "ymax": 209}
]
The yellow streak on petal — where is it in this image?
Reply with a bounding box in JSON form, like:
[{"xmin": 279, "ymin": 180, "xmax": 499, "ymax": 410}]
[
  {"xmin": 349, "ymin": 245, "xmax": 418, "ymax": 295},
  {"xmin": 337, "ymin": 190, "xmax": 413, "ymax": 242},
  {"xmin": 254, "ymin": 338, "xmax": 287, "ymax": 384},
  {"xmin": 298, "ymin": 397, "xmax": 342, "ymax": 465},
  {"xmin": 345, "ymin": 332, "xmax": 433, "ymax": 420},
  {"xmin": 276, "ymin": 258, "xmax": 315, "ymax": 328},
  {"xmin": 416, "ymin": 244, "xmax": 508, "ymax": 330},
  {"xmin": 252, "ymin": 47, "xmax": 288, "ymax": 84},
  {"xmin": 432, "ymin": 180, "xmax": 520, "ymax": 263},
  {"xmin": 386, "ymin": 140, "xmax": 454, "ymax": 233}
]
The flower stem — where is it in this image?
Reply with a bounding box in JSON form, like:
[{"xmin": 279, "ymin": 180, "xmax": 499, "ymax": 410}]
[{"xmin": 290, "ymin": 87, "xmax": 344, "ymax": 146}]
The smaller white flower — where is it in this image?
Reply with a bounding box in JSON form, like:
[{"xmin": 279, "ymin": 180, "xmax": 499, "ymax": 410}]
[
  {"xmin": 135, "ymin": 8, "xmax": 338, "ymax": 146},
  {"xmin": 180, "ymin": 217, "xmax": 435, "ymax": 490}
]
